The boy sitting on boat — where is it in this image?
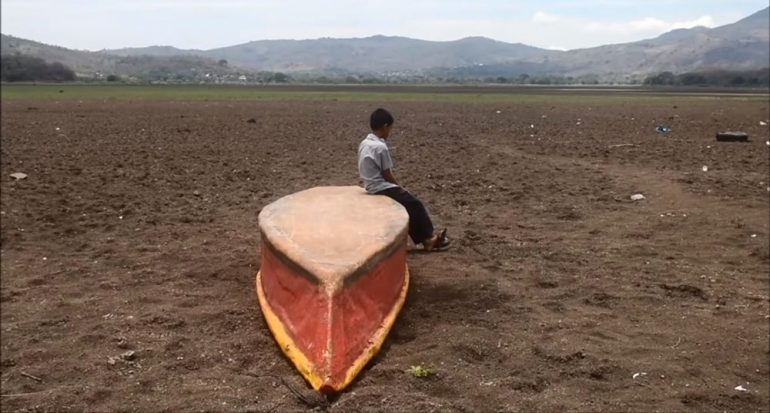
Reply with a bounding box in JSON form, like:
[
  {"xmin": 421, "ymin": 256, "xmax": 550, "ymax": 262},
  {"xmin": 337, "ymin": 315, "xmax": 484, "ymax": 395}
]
[{"xmin": 357, "ymin": 108, "xmax": 451, "ymax": 252}]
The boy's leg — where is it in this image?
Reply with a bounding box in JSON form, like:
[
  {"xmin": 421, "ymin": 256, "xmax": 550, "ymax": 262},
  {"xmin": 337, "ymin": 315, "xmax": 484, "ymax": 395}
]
[{"xmin": 376, "ymin": 187, "xmax": 434, "ymax": 244}]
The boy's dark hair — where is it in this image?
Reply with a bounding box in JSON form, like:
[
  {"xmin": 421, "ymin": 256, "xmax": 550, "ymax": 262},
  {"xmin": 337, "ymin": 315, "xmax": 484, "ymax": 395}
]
[{"xmin": 370, "ymin": 108, "xmax": 394, "ymax": 131}]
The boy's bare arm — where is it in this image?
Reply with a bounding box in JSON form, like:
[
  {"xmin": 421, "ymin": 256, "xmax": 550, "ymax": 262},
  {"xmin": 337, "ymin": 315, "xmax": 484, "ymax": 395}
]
[{"xmin": 383, "ymin": 169, "xmax": 399, "ymax": 186}]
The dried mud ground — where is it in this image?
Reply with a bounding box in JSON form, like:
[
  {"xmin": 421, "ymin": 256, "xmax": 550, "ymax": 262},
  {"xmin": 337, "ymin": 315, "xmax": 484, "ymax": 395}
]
[{"xmin": 1, "ymin": 93, "xmax": 769, "ymax": 412}]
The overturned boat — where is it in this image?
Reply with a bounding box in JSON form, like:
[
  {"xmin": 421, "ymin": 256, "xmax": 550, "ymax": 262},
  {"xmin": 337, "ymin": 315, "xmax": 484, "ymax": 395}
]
[{"xmin": 256, "ymin": 186, "xmax": 409, "ymax": 393}]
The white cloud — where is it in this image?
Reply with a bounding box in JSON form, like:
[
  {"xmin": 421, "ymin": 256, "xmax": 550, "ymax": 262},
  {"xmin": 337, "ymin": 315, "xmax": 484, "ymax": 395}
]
[
  {"xmin": 626, "ymin": 18, "xmax": 669, "ymax": 31},
  {"xmin": 532, "ymin": 12, "xmax": 562, "ymax": 24},
  {"xmin": 585, "ymin": 15, "xmax": 714, "ymax": 34},
  {"xmin": 670, "ymin": 15, "xmax": 715, "ymax": 29},
  {"xmin": 528, "ymin": 10, "xmax": 717, "ymax": 45}
]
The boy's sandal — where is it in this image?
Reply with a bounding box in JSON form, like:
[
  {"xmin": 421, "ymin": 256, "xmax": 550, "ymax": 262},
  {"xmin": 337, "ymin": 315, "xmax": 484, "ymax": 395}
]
[{"xmin": 429, "ymin": 229, "xmax": 451, "ymax": 251}]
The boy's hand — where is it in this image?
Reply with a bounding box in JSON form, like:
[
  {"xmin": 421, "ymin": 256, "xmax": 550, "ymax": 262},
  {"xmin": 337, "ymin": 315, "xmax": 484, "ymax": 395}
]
[{"xmin": 383, "ymin": 169, "xmax": 399, "ymax": 186}]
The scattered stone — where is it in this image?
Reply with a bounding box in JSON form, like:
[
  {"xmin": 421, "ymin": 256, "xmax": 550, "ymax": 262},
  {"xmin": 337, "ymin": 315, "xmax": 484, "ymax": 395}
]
[
  {"xmin": 716, "ymin": 131, "xmax": 749, "ymax": 142},
  {"xmin": 246, "ymin": 118, "xmax": 257, "ymax": 123},
  {"xmin": 193, "ymin": 190, "xmax": 201, "ymax": 197},
  {"xmin": 735, "ymin": 384, "xmax": 748, "ymax": 392},
  {"xmin": 10, "ymin": 172, "xmax": 27, "ymax": 180},
  {"xmin": 760, "ymin": 121, "xmax": 767, "ymax": 126},
  {"xmin": 495, "ymin": 110, "xmax": 501, "ymax": 114},
  {"xmin": 702, "ymin": 166, "xmax": 709, "ymax": 172},
  {"xmin": 630, "ymin": 194, "xmax": 645, "ymax": 201},
  {"xmin": 655, "ymin": 125, "xmax": 671, "ymax": 133},
  {"xmin": 121, "ymin": 350, "xmax": 136, "ymax": 361}
]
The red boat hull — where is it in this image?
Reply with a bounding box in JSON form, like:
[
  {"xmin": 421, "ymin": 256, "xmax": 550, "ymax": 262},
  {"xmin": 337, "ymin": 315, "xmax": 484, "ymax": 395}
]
[{"xmin": 255, "ymin": 186, "xmax": 409, "ymax": 393}]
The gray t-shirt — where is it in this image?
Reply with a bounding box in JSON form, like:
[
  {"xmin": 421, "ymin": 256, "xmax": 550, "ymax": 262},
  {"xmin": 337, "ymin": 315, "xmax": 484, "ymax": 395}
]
[{"xmin": 358, "ymin": 133, "xmax": 398, "ymax": 194}]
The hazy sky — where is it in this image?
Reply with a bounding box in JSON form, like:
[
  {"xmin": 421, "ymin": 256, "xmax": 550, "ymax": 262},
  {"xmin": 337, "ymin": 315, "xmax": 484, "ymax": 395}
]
[{"xmin": 1, "ymin": 0, "xmax": 767, "ymax": 51}]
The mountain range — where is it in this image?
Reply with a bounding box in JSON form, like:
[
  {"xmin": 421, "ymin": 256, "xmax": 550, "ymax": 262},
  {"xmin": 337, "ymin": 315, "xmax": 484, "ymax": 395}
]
[{"xmin": 2, "ymin": 6, "xmax": 768, "ymax": 83}]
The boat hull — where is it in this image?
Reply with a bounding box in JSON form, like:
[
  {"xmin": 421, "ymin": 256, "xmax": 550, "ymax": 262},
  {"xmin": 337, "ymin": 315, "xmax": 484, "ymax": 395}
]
[
  {"xmin": 256, "ymin": 254, "xmax": 409, "ymax": 393},
  {"xmin": 255, "ymin": 186, "xmax": 410, "ymax": 394}
]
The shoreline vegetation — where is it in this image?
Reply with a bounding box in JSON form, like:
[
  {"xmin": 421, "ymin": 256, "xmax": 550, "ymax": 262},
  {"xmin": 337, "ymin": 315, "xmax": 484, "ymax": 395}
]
[{"xmin": 2, "ymin": 54, "xmax": 768, "ymax": 88}]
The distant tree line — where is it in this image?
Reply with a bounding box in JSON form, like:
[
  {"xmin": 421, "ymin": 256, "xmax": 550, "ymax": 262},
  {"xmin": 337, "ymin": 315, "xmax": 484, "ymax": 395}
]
[
  {"xmin": 293, "ymin": 72, "xmax": 605, "ymax": 85},
  {"xmin": 644, "ymin": 68, "xmax": 769, "ymax": 87},
  {"xmin": 5, "ymin": 50, "xmax": 767, "ymax": 87},
  {"xmin": 1, "ymin": 54, "xmax": 76, "ymax": 81},
  {"xmin": 473, "ymin": 74, "xmax": 601, "ymax": 85}
]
